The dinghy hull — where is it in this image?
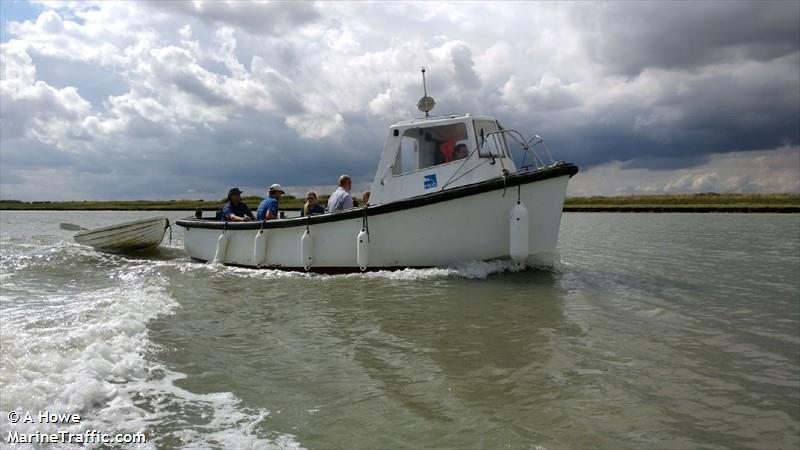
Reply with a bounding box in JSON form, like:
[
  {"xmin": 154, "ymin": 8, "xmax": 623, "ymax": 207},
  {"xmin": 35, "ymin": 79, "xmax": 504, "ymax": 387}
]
[{"xmin": 74, "ymin": 216, "xmax": 169, "ymax": 252}]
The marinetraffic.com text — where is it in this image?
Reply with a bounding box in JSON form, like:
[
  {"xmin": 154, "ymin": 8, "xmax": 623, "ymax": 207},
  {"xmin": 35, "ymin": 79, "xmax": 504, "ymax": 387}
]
[{"xmin": 5, "ymin": 410, "xmax": 147, "ymax": 445}]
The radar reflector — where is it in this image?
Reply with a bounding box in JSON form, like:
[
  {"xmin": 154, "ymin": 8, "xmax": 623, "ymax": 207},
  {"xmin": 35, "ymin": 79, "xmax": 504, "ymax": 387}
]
[
  {"xmin": 417, "ymin": 67, "xmax": 435, "ymax": 117},
  {"xmin": 417, "ymin": 95, "xmax": 435, "ymax": 114}
]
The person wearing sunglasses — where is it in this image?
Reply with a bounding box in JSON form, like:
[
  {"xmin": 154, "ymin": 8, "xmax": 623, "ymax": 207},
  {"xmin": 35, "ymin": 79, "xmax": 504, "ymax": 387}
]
[{"xmin": 300, "ymin": 191, "xmax": 326, "ymax": 217}]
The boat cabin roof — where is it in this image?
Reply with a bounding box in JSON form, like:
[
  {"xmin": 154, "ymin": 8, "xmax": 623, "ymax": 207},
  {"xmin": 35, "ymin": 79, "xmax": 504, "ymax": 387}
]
[{"xmin": 389, "ymin": 114, "xmax": 497, "ymax": 129}]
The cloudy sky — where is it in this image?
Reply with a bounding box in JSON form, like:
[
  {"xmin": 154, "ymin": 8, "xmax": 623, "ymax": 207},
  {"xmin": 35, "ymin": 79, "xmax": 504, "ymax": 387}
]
[{"xmin": 1, "ymin": 0, "xmax": 798, "ymax": 201}]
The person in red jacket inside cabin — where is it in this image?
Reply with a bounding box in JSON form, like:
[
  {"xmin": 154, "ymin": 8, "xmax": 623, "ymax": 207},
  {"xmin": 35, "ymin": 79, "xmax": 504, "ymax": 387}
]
[{"xmin": 439, "ymin": 141, "xmax": 455, "ymax": 164}]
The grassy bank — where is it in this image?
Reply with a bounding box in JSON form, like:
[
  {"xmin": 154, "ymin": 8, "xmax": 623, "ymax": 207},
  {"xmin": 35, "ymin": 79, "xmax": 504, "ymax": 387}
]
[
  {"xmin": 0, "ymin": 196, "xmax": 307, "ymax": 211},
  {"xmin": 563, "ymin": 193, "xmax": 800, "ymax": 213},
  {"xmin": 1, "ymin": 193, "xmax": 798, "ymax": 212}
]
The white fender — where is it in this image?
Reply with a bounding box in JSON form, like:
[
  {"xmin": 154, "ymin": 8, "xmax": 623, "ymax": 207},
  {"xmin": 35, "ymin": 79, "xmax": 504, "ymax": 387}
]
[
  {"xmin": 253, "ymin": 229, "xmax": 268, "ymax": 267},
  {"xmin": 300, "ymin": 229, "xmax": 314, "ymax": 270},
  {"xmin": 213, "ymin": 231, "xmax": 229, "ymax": 263},
  {"xmin": 356, "ymin": 228, "xmax": 369, "ymax": 271},
  {"xmin": 509, "ymin": 202, "xmax": 529, "ymax": 265}
]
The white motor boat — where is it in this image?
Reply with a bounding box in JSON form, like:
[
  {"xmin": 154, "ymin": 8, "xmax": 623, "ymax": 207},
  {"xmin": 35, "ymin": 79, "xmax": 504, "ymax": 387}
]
[
  {"xmin": 73, "ymin": 216, "xmax": 170, "ymax": 252},
  {"xmin": 177, "ymin": 80, "xmax": 578, "ymax": 273}
]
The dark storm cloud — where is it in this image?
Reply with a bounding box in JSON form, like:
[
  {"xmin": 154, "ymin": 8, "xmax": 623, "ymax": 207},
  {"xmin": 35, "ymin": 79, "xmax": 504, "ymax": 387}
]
[
  {"xmin": 505, "ymin": 1, "xmax": 800, "ymax": 171},
  {"xmin": 171, "ymin": 74, "xmax": 230, "ymax": 107},
  {"xmin": 576, "ymin": 1, "xmax": 800, "ymax": 76},
  {"xmin": 0, "ymin": 102, "xmax": 382, "ymax": 201},
  {"xmin": 0, "ymin": 137, "xmax": 74, "ymax": 169},
  {"xmin": 252, "ymin": 68, "xmax": 305, "ymax": 116},
  {"xmin": 103, "ymin": 112, "xmax": 384, "ymax": 199},
  {"xmin": 203, "ymin": 112, "xmax": 383, "ymax": 189},
  {"xmin": 620, "ymin": 155, "xmax": 711, "ymax": 171},
  {"xmin": 520, "ymin": 71, "xmax": 799, "ymax": 171}
]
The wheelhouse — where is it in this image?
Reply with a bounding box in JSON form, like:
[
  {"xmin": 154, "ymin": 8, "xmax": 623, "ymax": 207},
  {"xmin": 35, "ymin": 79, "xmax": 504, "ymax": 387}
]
[{"xmin": 369, "ymin": 115, "xmax": 519, "ymax": 205}]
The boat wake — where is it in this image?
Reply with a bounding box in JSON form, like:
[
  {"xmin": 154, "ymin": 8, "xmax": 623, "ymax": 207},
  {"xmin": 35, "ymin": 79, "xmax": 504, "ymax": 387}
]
[
  {"xmin": 0, "ymin": 242, "xmax": 300, "ymax": 449},
  {"xmin": 343, "ymin": 258, "xmax": 530, "ymax": 280},
  {"xmin": 176, "ymin": 257, "xmax": 537, "ymax": 281}
]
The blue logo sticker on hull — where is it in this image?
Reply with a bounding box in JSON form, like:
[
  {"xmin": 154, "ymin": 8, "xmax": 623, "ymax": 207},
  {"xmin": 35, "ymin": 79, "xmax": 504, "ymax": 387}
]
[{"xmin": 424, "ymin": 174, "xmax": 437, "ymax": 189}]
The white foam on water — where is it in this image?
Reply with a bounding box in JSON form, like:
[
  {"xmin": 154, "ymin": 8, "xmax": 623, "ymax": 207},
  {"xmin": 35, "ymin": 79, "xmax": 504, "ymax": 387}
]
[
  {"xmin": 0, "ymin": 250, "xmax": 301, "ymax": 449},
  {"xmin": 119, "ymin": 370, "xmax": 301, "ymax": 450},
  {"xmin": 1, "ymin": 269, "xmax": 171, "ymax": 448},
  {"xmin": 330, "ymin": 258, "xmax": 528, "ymax": 280},
  {"xmin": 170, "ymin": 258, "xmax": 529, "ymax": 282}
]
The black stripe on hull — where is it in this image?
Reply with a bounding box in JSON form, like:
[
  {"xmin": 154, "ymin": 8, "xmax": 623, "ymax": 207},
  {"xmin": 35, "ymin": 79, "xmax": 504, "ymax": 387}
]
[{"xmin": 192, "ymin": 257, "xmax": 434, "ymax": 274}]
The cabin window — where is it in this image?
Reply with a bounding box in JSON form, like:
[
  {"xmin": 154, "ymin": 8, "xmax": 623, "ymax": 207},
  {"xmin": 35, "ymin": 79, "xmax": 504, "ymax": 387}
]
[
  {"xmin": 393, "ymin": 123, "xmax": 469, "ymax": 174},
  {"xmin": 474, "ymin": 119, "xmax": 507, "ymax": 158},
  {"xmin": 395, "ymin": 135, "xmax": 418, "ymax": 174}
]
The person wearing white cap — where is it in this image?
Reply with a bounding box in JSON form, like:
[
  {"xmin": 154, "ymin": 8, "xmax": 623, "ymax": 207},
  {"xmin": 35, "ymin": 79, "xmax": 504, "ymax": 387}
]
[{"xmin": 256, "ymin": 183, "xmax": 285, "ymax": 221}]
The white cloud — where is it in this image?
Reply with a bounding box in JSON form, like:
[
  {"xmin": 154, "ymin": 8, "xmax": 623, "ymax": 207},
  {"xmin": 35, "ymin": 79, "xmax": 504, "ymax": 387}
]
[
  {"xmin": 147, "ymin": 1, "xmax": 321, "ymax": 37},
  {"xmin": 499, "ymin": 73, "xmax": 582, "ymax": 114},
  {"xmin": 569, "ymin": 146, "xmax": 800, "ymax": 196},
  {"xmin": 1, "ymin": 40, "xmax": 93, "ymax": 147}
]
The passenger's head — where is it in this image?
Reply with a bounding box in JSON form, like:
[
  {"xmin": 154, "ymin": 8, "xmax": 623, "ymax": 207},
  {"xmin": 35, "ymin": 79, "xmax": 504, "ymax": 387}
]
[
  {"xmin": 338, "ymin": 175, "xmax": 352, "ymax": 192},
  {"xmin": 227, "ymin": 187, "xmax": 243, "ymax": 203},
  {"xmin": 455, "ymin": 144, "xmax": 468, "ymax": 159},
  {"xmin": 362, "ymin": 191, "xmax": 371, "ymax": 204},
  {"xmin": 268, "ymin": 183, "xmax": 285, "ymax": 198},
  {"xmin": 305, "ymin": 191, "xmax": 318, "ymax": 205}
]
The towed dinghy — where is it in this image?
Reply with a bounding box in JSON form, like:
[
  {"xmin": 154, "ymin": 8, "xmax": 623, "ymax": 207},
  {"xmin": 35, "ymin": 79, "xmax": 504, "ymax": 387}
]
[{"xmin": 72, "ymin": 216, "xmax": 170, "ymax": 252}]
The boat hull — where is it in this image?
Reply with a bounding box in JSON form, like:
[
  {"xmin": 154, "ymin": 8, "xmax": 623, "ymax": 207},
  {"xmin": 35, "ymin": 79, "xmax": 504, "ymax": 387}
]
[
  {"xmin": 178, "ymin": 165, "xmax": 576, "ymax": 272},
  {"xmin": 74, "ymin": 216, "xmax": 169, "ymax": 252}
]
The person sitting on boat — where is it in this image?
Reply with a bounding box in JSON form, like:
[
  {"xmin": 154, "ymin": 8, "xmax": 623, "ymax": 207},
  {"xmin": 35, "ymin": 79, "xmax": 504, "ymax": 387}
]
[
  {"xmin": 222, "ymin": 188, "xmax": 255, "ymax": 222},
  {"xmin": 454, "ymin": 143, "xmax": 468, "ymax": 160},
  {"xmin": 362, "ymin": 191, "xmax": 371, "ymax": 205},
  {"xmin": 437, "ymin": 141, "xmax": 455, "ymax": 164},
  {"xmin": 300, "ymin": 191, "xmax": 325, "ymax": 217},
  {"xmin": 256, "ymin": 184, "xmax": 285, "ymax": 221},
  {"xmin": 326, "ymin": 175, "xmax": 353, "ymax": 212}
]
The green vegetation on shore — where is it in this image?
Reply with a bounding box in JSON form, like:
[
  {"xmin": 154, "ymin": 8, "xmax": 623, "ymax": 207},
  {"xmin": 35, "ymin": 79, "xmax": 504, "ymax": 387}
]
[
  {"xmin": 0, "ymin": 195, "xmax": 308, "ymax": 211},
  {"xmin": 1, "ymin": 193, "xmax": 798, "ymax": 212},
  {"xmin": 563, "ymin": 193, "xmax": 800, "ymax": 212}
]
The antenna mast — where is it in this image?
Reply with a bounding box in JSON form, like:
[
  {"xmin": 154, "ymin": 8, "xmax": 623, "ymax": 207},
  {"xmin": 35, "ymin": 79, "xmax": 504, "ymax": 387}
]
[
  {"xmin": 385, "ymin": 68, "xmax": 398, "ymax": 122},
  {"xmin": 417, "ymin": 67, "xmax": 435, "ymax": 117}
]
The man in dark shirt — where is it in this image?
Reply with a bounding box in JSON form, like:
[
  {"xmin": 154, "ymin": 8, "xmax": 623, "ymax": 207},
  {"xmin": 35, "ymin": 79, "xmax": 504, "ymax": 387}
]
[{"xmin": 222, "ymin": 187, "xmax": 254, "ymax": 221}]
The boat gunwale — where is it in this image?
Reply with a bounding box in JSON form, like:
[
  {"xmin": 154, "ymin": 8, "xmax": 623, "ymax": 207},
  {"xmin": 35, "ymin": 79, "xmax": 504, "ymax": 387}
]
[{"xmin": 176, "ymin": 163, "xmax": 578, "ymax": 231}]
